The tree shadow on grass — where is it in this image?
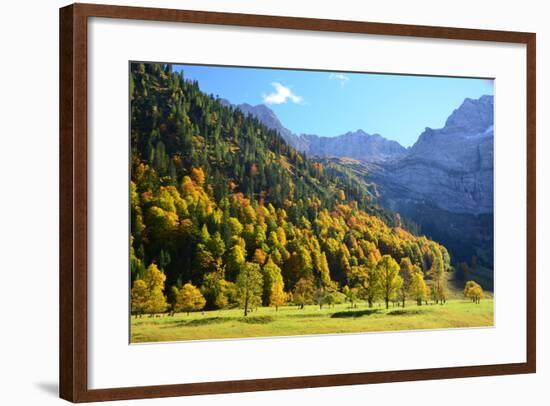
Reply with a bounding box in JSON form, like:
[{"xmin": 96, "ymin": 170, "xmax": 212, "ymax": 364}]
[
  {"xmin": 238, "ymin": 315, "xmax": 274, "ymax": 324},
  {"xmin": 163, "ymin": 314, "xmax": 276, "ymax": 328},
  {"xmin": 331, "ymin": 309, "xmax": 381, "ymax": 318},
  {"xmin": 387, "ymin": 309, "xmax": 427, "ymax": 316},
  {"xmin": 162, "ymin": 316, "xmax": 230, "ymax": 328},
  {"xmin": 287, "ymin": 312, "xmax": 326, "ymax": 319}
]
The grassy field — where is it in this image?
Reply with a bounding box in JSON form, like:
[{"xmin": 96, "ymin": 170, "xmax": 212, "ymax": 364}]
[{"xmin": 131, "ymin": 298, "xmax": 493, "ymax": 343}]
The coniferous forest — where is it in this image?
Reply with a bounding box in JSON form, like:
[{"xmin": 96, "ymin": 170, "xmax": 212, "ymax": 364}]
[{"xmin": 129, "ymin": 63, "xmax": 492, "ymax": 342}]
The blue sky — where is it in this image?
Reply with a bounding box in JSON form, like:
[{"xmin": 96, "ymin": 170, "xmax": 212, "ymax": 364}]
[{"xmin": 174, "ymin": 64, "xmax": 493, "ymax": 147}]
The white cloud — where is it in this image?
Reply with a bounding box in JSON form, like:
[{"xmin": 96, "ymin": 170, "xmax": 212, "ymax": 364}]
[
  {"xmin": 262, "ymin": 82, "xmax": 302, "ymax": 104},
  {"xmin": 329, "ymin": 73, "xmax": 350, "ymax": 85}
]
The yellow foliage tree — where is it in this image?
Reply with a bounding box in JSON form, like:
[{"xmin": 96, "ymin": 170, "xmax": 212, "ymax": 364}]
[
  {"xmin": 236, "ymin": 262, "xmax": 263, "ymax": 316},
  {"xmin": 377, "ymin": 255, "xmax": 402, "ymax": 309},
  {"xmin": 130, "ymin": 279, "xmax": 148, "ymax": 317},
  {"xmin": 175, "ymin": 283, "xmax": 206, "ymax": 315},
  {"xmin": 270, "ymin": 280, "xmax": 287, "ymax": 311},
  {"xmin": 409, "ymin": 271, "xmax": 428, "ymax": 306},
  {"xmin": 364, "ymin": 251, "xmax": 381, "ymax": 308},
  {"xmin": 293, "ymin": 277, "xmax": 314, "ymax": 310},
  {"xmin": 342, "ymin": 285, "xmax": 359, "ymax": 308},
  {"xmin": 142, "ymin": 263, "xmax": 168, "ymax": 314},
  {"xmin": 398, "ymin": 257, "xmax": 419, "ymax": 308},
  {"xmin": 338, "ymin": 189, "xmax": 346, "ymax": 201},
  {"xmin": 252, "ymin": 248, "xmax": 267, "ymax": 266},
  {"xmin": 429, "ymin": 247, "xmax": 448, "ymax": 304},
  {"xmin": 191, "ymin": 167, "xmax": 206, "ymax": 186},
  {"xmin": 464, "ymin": 280, "xmax": 484, "ymax": 304}
]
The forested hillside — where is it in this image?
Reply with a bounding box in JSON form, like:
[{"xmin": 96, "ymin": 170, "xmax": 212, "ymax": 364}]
[
  {"xmin": 234, "ymin": 96, "xmax": 495, "ymax": 284},
  {"xmin": 129, "ymin": 63, "xmax": 453, "ymax": 315}
]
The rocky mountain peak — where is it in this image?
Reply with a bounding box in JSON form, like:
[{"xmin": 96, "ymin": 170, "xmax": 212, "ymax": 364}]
[
  {"xmin": 236, "ymin": 103, "xmax": 285, "ymax": 131},
  {"xmin": 443, "ymin": 95, "xmax": 494, "ymax": 134}
]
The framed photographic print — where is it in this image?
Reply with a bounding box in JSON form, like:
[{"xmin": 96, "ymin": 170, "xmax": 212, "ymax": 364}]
[{"xmin": 59, "ymin": 3, "xmax": 536, "ymax": 402}]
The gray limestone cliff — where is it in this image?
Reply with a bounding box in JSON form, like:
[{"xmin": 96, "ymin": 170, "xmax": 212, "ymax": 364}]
[{"xmin": 381, "ymin": 95, "xmax": 494, "ymax": 215}]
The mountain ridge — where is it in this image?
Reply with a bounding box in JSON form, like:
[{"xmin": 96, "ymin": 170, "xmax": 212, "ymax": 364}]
[
  {"xmin": 229, "ymin": 101, "xmax": 407, "ymax": 162},
  {"xmin": 228, "ymin": 95, "xmax": 494, "ymax": 215}
]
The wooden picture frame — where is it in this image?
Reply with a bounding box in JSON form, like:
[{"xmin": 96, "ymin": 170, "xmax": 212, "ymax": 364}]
[{"xmin": 59, "ymin": 3, "xmax": 536, "ymax": 402}]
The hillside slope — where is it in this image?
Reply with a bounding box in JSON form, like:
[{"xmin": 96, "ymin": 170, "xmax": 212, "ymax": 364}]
[
  {"xmin": 129, "ymin": 63, "xmax": 453, "ymax": 308},
  {"xmin": 233, "ymin": 95, "xmax": 494, "ymax": 275}
]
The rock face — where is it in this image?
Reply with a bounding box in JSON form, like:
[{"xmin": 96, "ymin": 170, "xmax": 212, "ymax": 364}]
[
  {"xmin": 299, "ymin": 130, "xmax": 406, "ymax": 162},
  {"xmin": 234, "ymin": 103, "xmax": 311, "ymax": 152},
  {"xmin": 235, "ymin": 103, "xmax": 292, "ymax": 140},
  {"xmin": 382, "ymin": 95, "xmax": 494, "ymax": 215}
]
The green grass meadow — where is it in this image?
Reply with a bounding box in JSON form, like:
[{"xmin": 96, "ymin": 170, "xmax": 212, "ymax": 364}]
[{"xmin": 131, "ymin": 298, "xmax": 493, "ymax": 343}]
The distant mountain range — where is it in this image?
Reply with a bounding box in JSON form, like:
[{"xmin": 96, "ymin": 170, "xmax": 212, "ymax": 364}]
[
  {"xmin": 232, "ymin": 101, "xmax": 406, "ymax": 162},
  {"xmin": 228, "ymin": 95, "xmax": 493, "ymax": 215},
  {"xmin": 226, "ymin": 95, "xmax": 494, "ymax": 268}
]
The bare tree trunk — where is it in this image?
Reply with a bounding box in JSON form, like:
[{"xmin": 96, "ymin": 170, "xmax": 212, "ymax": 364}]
[{"xmin": 244, "ymin": 291, "xmax": 249, "ymax": 316}]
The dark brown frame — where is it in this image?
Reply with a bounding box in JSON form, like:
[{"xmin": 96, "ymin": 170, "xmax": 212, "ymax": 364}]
[{"xmin": 60, "ymin": 3, "xmax": 536, "ymax": 402}]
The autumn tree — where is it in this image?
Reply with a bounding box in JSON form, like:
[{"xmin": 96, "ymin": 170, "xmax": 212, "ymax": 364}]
[
  {"xmin": 429, "ymin": 249, "xmax": 448, "ymax": 304},
  {"xmin": 398, "ymin": 257, "xmax": 419, "ymax": 307},
  {"xmin": 168, "ymin": 285, "xmax": 180, "ymax": 311},
  {"xmin": 312, "ymin": 250, "xmax": 332, "ymax": 287},
  {"xmin": 338, "ymin": 189, "xmax": 346, "ymax": 201},
  {"xmin": 130, "ymin": 279, "xmax": 148, "ymax": 317},
  {"xmin": 130, "ymin": 236, "xmax": 145, "ymax": 280},
  {"xmin": 207, "ymin": 232, "xmax": 226, "ymax": 260},
  {"xmin": 228, "ymin": 217, "xmax": 244, "ymax": 236},
  {"xmin": 140, "ymin": 263, "xmax": 168, "ymax": 315},
  {"xmin": 226, "ymin": 237, "xmax": 246, "ymax": 280},
  {"xmin": 252, "ymin": 248, "xmax": 267, "ymax": 266},
  {"xmin": 174, "ymin": 282, "xmax": 206, "ymax": 315},
  {"xmin": 377, "ymin": 255, "xmax": 402, "ymax": 309},
  {"xmin": 364, "ymin": 252, "xmax": 381, "ymax": 308},
  {"xmin": 270, "ymin": 279, "xmax": 288, "ymax": 310},
  {"xmin": 191, "ymin": 167, "xmax": 206, "ymax": 186},
  {"xmin": 313, "ymin": 282, "xmax": 328, "ymax": 310},
  {"xmin": 236, "ymin": 262, "xmax": 263, "ymax": 316},
  {"xmin": 261, "ymin": 258, "xmax": 283, "ymax": 306},
  {"xmin": 293, "ymin": 277, "xmax": 314, "ymax": 309},
  {"xmin": 284, "ymin": 246, "xmax": 313, "ymax": 288},
  {"xmin": 342, "ymin": 285, "xmax": 359, "ymax": 308},
  {"xmin": 202, "ymin": 271, "xmax": 230, "ymax": 309},
  {"xmin": 464, "ymin": 280, "xmax": 484, "ymax": 304},
  {"xmin": 325, "ymin": 290, "xmax": 345, "ymax": 307},
  {"xmin": 409, "ymin": 270, "xmax": 428, "ymax": 305}
]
